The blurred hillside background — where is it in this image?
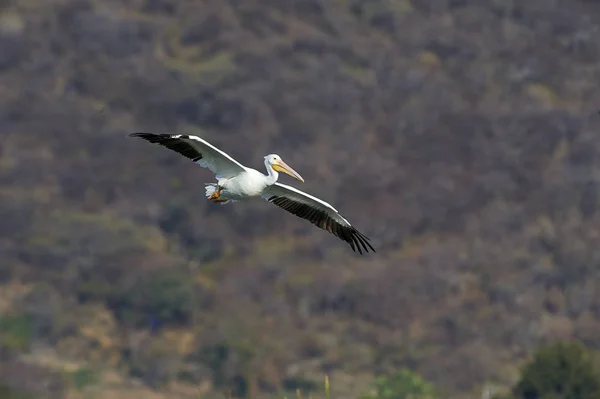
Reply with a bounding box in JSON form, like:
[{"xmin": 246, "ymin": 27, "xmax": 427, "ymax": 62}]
[{"xmin": 2, "ymin": 0, "xmax": 600, "ymax": 398}]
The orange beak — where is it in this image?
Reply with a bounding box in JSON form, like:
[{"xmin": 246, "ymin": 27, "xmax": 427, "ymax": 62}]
[{"xmin": 272, "ymin": 159, "xmax": 304, "ymax": 182}]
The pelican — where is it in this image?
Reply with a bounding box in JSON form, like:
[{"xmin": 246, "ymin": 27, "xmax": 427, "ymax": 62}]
[{"xmin": 129, "ymin": 133, "xmax": 375, "ymax": 254}]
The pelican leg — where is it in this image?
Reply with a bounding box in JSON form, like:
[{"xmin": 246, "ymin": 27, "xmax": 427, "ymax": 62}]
[{"xmin": 208, "ymin": 186, "xmax": 223, "ymax": 200}]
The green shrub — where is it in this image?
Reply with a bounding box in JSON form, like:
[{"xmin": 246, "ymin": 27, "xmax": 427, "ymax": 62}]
[
  {"xmin": 511, "ymin": 341, "xmax": 600, "ymax": 399},
  {"xmin": 0, "ymin": 313, "xmax": 34, "ymax": 353},
  {"xmin": 192, "ymin": 341, "xmax": 256, "ymax": 397},
  {"xmin": 66, "ymin": 367, "xmax": 100, "ymax": 391},
  {"xmin": 360, "ymin": 368, "xmax": 439, "ymax": 399},
  {"xmin": 108, "ymin": 268, "xmax": 195, "ymax": 327},
  {"xmin": 0, "ymin": 384, "xmax": 33, "ymax": 399}
]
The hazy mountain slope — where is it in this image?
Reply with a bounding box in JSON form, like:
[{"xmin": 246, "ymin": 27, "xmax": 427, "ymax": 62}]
[{"xmin": 2, "ymin": 0, "xmax": 600, "ymax": 397}]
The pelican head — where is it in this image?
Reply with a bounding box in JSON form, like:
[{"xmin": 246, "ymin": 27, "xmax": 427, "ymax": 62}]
[{"xmin": 265, "ymin": 154, "xmax": 304, "ymax": 182}]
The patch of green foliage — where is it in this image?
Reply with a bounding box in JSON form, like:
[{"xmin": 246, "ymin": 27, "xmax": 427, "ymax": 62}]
[
  {"xmin": 66, "ymin": 367, "xmax": 100, "ymax": 391},
  {"xmin": 0, "ymin": 313, "xmax": 34, "ymax": 353},
  {"xmin": 0, "ymin": 384, "xmax": 33, "ymax": 399},
  {"xmin": 359, "ymin": 369, "xmax": 438, "ymax": 399},
  {"xmin": 194, "ymin": 341, "xmax": 256, "ymax": 397},
  {"xmin": 509, "ymin": 341, "xmax": 600, "ymax": 399}
]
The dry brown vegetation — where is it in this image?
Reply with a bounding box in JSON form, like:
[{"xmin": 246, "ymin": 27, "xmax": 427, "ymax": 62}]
[{"xmin": 2, "ymin": 0, "xmax": 600, "ymax": 398}]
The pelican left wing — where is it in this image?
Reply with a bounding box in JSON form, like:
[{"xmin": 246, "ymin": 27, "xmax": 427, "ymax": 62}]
[
  {"xmin": 129, "ymin": 133, "xmax": 246, "ymax": 179},
  {"xmin": 262, "ymin": 183, "xmax": 375, "ymax": 254}
]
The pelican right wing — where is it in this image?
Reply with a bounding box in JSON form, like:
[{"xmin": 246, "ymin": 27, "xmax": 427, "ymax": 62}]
[
  {"xmin": 129, "ymin": 133, "xmax": 246, "ymax": 179},
  {"xmin": 262, "ymin": 182, "xmax": 375, "ymax": 254}
]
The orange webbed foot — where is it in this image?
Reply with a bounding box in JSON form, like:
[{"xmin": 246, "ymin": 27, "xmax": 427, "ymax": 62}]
[{"xmin": 208, "ymin": 186, "xmax": 223, "ymax": 200}]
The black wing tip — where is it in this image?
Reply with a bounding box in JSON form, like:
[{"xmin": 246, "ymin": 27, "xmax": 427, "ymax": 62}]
[
  {"xmin": 129, "ymin": 132, "xmax": 156, "ymax": 138},
  {"xmin": 128, "ymin": 133, "xmax": 201, "ymax": 161},
  {"xmin": 335, "ymin": 225, "xmax": 375, "ymax": 255},
  {"xmin": 129, "ymin": 132, "xmax": 189, "ymax": 140},
  {"xmin": 128, "ymin": 132, "xmax": 164, "ymax": 143},
  {"xmin": 349, "ymin": 228, "xmax": 376, "ymax": 255}
]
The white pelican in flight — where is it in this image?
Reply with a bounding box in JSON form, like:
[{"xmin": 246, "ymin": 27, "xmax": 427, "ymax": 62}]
[{"xmin": 129, "ymin": 133, "xmax": 375, "ymax": 254}]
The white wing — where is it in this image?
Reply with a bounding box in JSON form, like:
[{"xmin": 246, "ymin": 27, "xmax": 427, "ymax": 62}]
[
  {"xmin": 129, "ymin": 133, "xmax": 246, "ymax": 179},
  {"xmin": 262, "ymin": 183, "xmax": 375, "ymax": 254}
]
